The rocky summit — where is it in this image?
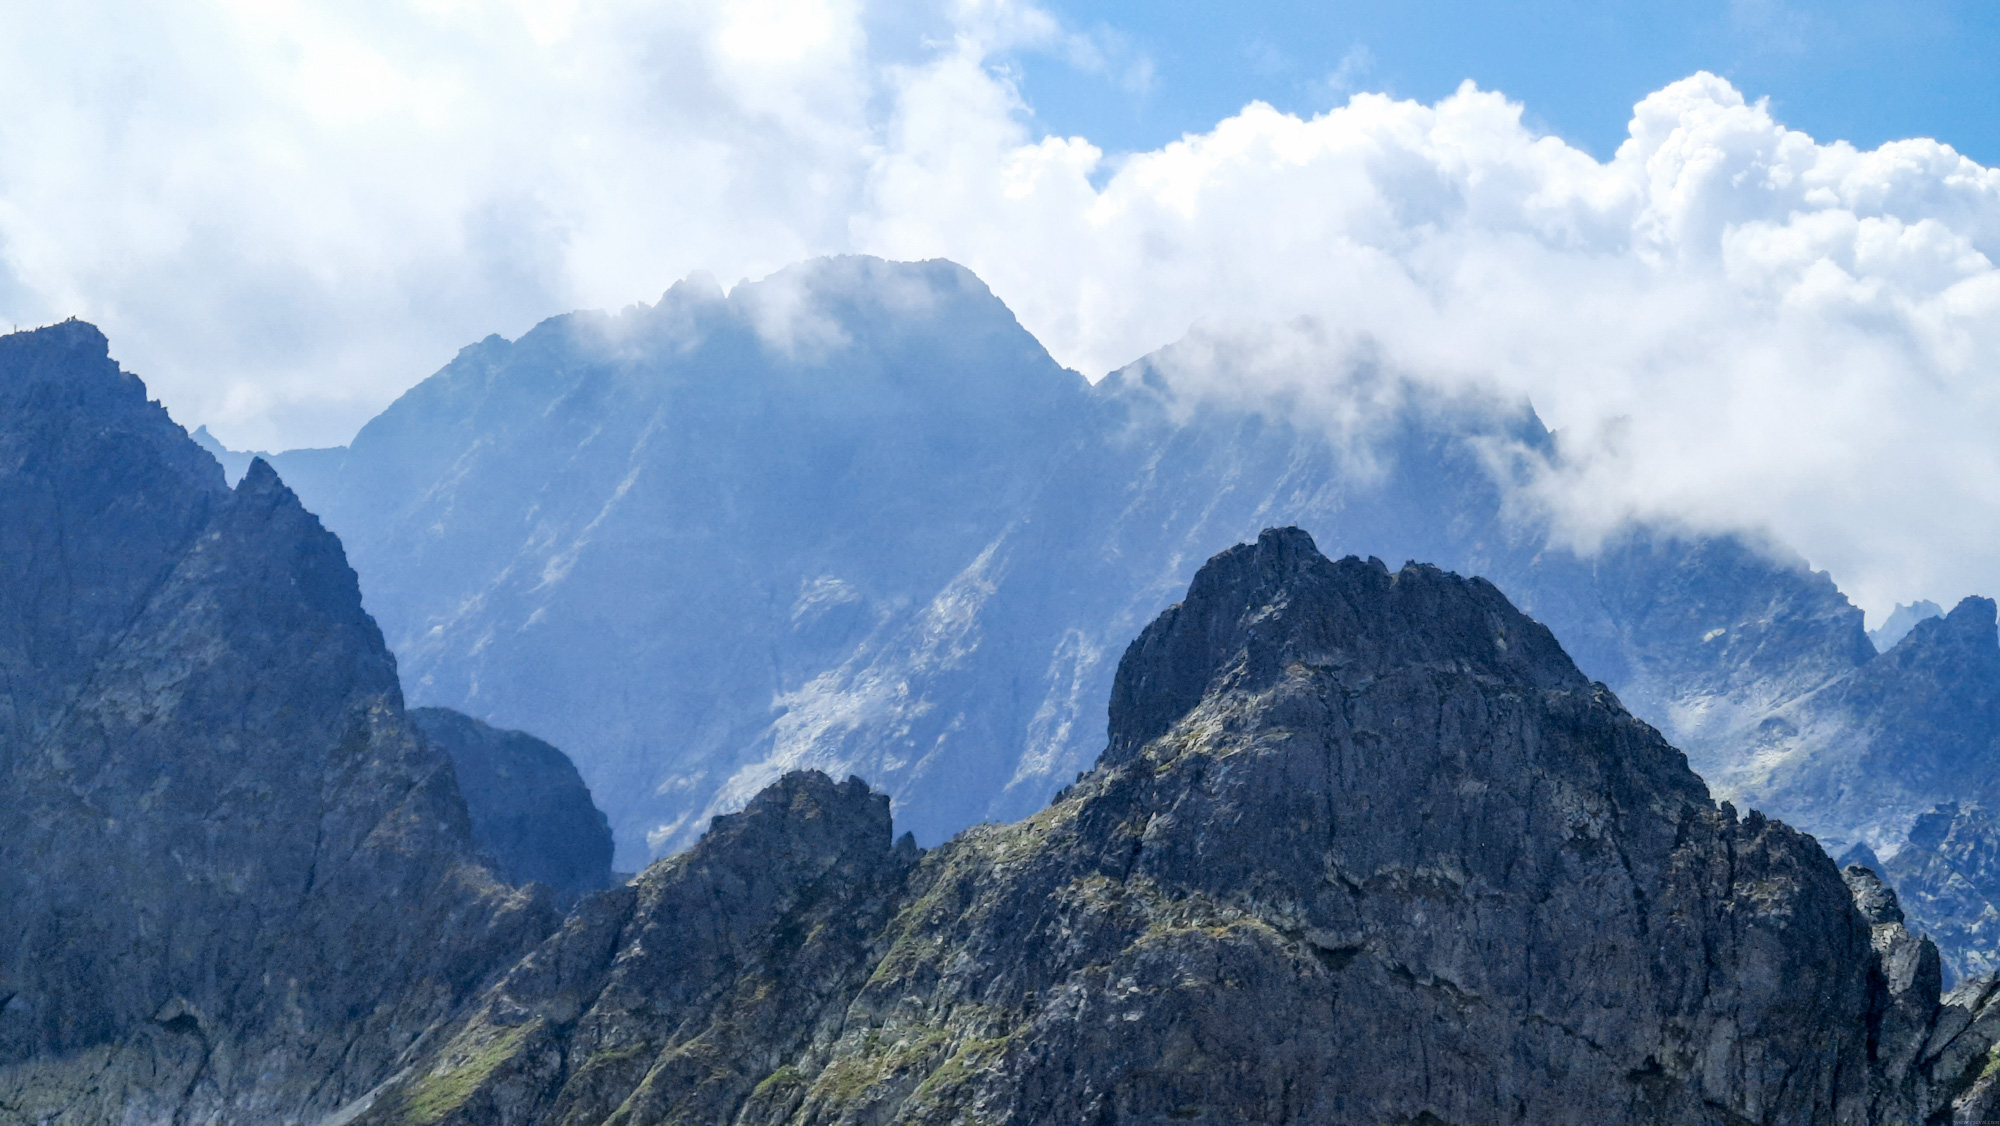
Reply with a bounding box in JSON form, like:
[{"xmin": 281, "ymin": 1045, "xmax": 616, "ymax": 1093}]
[
  {"xmin": 351, "ymin": 529, "xmax": 2000, "ymax": 1125},
  {"xmin": 0, "ymin": 323, "xmax": 563, "ymax": 1124}
]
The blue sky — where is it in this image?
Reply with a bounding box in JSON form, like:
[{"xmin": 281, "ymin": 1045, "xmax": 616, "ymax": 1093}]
[{"xmin": 1012, "ymin": 0, "xmax": 2000, "ymax": 163}]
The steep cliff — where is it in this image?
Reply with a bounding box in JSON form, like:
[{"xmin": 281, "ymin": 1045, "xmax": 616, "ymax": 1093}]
[
  {"xmin": 355, "ymin": 529, "xmax": 2000, "ymax": 1125},
  {"xmin": 1721, "ymin": 596, "xmax": 2000, "ymax": 858},
  {"xmin": 0, "ymin": 322, "xmax": 557, "ymax": 1124}
]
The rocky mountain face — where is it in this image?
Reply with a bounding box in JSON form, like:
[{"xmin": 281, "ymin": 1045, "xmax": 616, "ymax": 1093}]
[
  {"xmin": 269, "ymin": 257, "xmax": 1093, "ymax": 863},
  {"xmin": 413, "ymin": 707, "xmax": 616, "ymax": 900},
  {"xmin": 1713, "ymin": 596, "xmax": 2000, "ymax": 860},
  {"xmin": 1884, "ymin": 804, "xmax": 2000, "ymax": 987},
  {"xmin": 348, "ymin": 529, "xmax": 2000, "ymax": 1125},
  {"xmin": 0, "ymin": 322, "xmax": 561, "ymax": 1124},
  {"xmin": 257, "ymin": 255, "xmax": 1900, "ymax": 871}
]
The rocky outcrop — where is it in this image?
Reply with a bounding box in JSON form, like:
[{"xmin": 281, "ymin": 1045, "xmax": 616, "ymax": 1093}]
[
  {"xmin": 352, "ymin": 528, "xmax": 2000, "ymax": 1124},
  {"xmin": 359, "ymin": 772, "xmax": 917, "ymax": 1125},
  {"xmin": 412, "ymin": 707, "xmax": 615, "ymax": 899},
  {"xmin": 0, "ymin": 322, "xmax": 558, "ymax": 1124}
]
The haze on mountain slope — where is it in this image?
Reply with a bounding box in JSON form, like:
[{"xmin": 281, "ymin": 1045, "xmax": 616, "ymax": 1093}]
[{"xmin": 231, "ymin": 255, "xmax": 2000, "ymax": 885}]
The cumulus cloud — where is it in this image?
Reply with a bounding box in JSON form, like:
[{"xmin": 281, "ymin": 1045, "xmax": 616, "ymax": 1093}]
[
  {"xmin": 860, "ymin": 62, "xmax": 2000, "ymax": 620},
  {"xmin": 4, "ymin": 0, "xmax": 2000, "ymax": 616},
  {"xmin": 0, "ymin": 0, "xmax": 890, "ymax": 446}
]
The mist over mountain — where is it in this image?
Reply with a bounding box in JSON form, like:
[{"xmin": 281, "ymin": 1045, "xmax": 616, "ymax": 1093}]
[{"xmin": 250, "ymin": 253, "xmax": 1993, "ymax": 879}]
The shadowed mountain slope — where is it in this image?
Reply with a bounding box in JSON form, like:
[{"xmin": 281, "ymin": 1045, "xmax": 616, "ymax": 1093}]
[
  {"xmin": 0, "ymin": 322, "xmax": 559, "ymax": 1124},
  {"xmin": 413, "ymin": 706, "xmax": 616, "ymax": 900}
]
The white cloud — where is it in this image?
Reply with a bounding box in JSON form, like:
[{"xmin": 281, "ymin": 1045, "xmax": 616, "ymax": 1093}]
[
  {"xmin": 859, "ymin": 65, "xmax": 2000, "ymax": 621},
  {"xmin": 3, "ymin": 1, "xmax": 1999, "ymax": 618},
  {"xmin": 0, "ymin": 0, "xmax": 884, "ymax": 447}
]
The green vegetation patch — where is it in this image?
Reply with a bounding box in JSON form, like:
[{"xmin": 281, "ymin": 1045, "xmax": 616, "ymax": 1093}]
[{"xmin": 392, "ymin": 1019, "xmax": 541, "ymax": 1125}]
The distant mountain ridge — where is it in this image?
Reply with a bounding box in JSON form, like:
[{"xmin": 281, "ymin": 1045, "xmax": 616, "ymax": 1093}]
[{"xmin": 255, "ymin": 255, "xmax": 2000, "ymax": 880}]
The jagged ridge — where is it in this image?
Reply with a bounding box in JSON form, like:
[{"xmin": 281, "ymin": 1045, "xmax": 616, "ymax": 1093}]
[{"xmin": 355, "ymin": 528, "xmax": 2000, "ymax": 1125}]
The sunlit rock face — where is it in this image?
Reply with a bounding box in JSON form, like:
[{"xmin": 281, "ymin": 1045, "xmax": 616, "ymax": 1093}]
[
  {"xmin": 350, "ymin": 530, "xmax": 1995, "ymax": 1126},
  {"xmin": 0, "ymin": 321, "xmax": 558, "ymax": 1124}
]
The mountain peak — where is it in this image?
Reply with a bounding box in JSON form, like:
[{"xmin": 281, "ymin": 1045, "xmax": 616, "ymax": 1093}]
[
  {"xmin": 238, "ymin": 454, "xmax": 283, "ymax": 494},
  {"xmin": 1879, "ymin": 593, "xmax": 1999, "ymax": 668},
  {"xmin": 0, "ymin": 317, "xmax": 111, "ymax": 367},
  {"xmin": 1105, "ymin": 525, "xmax": 1586, "ymax": 764},
  {"xmin": 1944, "ymin": 594, "xmax": 1999, "ymax": 637}
]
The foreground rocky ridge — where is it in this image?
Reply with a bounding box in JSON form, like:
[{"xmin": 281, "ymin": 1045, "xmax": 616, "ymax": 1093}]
[
  {"xmin": 353, "ymin": 529, "xmax": 2000, "ymax": 1125},
  {"xmin": 0, "ymin": 323, "xmax": 571, "ymax": 1123}
]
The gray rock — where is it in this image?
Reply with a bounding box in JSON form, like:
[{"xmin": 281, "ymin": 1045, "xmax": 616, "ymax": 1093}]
[
  {"xmin": 354, "ymin": 529, "xmax": 1992, "ymax": 1124},
  {"xmin": 412, "ymin": 706, "xmax": 615, "ymax": 900},
  {"xmin": 0, "ymin": 322, "xmax": 558, "ymax": 1123},
  {"xmin": 1884, "ymin": 804, "xmax": 2000, "ymax": 987},
  {"xmin": 1722, "ymin": 596, "xmax": 2000, "ymax": 859},
  {"xmin": 356, "ymin": 772, "xmax": 917, "ymax": 1126}
]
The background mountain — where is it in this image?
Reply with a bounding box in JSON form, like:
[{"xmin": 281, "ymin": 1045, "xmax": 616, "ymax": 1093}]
[
  {"xmin": 414, "ymin": 706, "xmax": 617, "ymax": 899},
  {"xmin": 264, "ymin": 255, "xmax": 1963, "ymax": 875},
  {"xmin": 1874, "ymin": 601, "xmax": 1947, "ymax": 652},
  {"xmin": 1884, "ymin": 803, "xmax": 2000, "ymax": 986},
  {"xmin": 0, "ymin": 322, "xmax": 600, "ymax": 1122}
]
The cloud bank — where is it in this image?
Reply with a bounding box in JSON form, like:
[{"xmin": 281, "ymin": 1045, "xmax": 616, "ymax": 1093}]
[{"xmin": 4, "ymin": 1, "xmax": 2000, "ymax": 617}]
